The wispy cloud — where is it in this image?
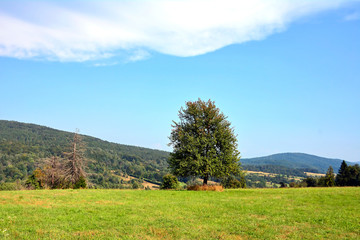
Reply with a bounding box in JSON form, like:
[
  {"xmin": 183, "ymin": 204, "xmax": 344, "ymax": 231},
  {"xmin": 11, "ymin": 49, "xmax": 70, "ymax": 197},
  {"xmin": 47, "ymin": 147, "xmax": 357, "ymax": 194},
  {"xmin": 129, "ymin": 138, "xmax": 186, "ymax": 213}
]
[
  {"xmin": 127, "ymin": 49, "xmax": 151, "ymax": 63},
  {"xmin": 344, "ymin": 12, "xmax": 360, "ymax": 21},
  {"xmin": 92, "ymin": 62, "xmax": 119, "ymax": 67},
  {"xmin": 0, "ymin": 0, "xmax": 358, "ymax": 62}
]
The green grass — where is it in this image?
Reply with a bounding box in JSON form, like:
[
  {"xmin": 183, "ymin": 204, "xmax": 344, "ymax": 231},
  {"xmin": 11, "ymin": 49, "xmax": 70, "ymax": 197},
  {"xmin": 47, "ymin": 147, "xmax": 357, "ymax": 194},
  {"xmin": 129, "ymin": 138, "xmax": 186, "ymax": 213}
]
[{"xmin": 0, "ymin": 188, "xmax": 359, "ymax": 239}]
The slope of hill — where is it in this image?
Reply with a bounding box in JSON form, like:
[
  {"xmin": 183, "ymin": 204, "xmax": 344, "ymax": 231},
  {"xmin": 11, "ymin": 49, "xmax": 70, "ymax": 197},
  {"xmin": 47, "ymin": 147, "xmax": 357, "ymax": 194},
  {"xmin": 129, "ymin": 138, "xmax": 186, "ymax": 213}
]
[
  {"xmin": 242, "ymin": 153, "xmax": 346, "ymax": 173},
  {"xmin": 0, "ymin": 120, "xmax": 170, "ymax": 188},
  {"xmin": 1, "ymin": 120, "xmax": 354, "ymax": 188}
]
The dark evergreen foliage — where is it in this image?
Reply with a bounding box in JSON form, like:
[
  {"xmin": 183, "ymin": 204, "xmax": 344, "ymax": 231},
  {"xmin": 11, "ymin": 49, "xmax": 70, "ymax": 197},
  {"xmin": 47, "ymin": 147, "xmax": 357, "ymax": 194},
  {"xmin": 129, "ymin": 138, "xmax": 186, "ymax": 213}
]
[
  {"xmin": 335, "ymin": 160, "xmax": 348, "ymax": 186},
  {"xmin": 335, "ymin": 161, "xmax": 360, "ymax": 186},
  {"xmin": 73, "ymin": 176, "xmax": 87, "ymax": 189},
  {"xmin": 291, "ymin": 163, "xmax": 360, "ymax": 188},
  {"xmin": 304, "ymin": 177, "xmax": 317, "ymax": 187}
]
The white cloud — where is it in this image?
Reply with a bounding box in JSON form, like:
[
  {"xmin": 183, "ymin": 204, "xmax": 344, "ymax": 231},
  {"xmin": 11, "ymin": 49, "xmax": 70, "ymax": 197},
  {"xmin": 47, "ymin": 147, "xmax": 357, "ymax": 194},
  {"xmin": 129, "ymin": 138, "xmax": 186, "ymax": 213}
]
[
  {"xmin": 0, "ymin": 0, "xmax": 358, "ymax": 62},
  {"xmin": 127, "ymin": 49, "xmax": 151, "ymax": 63},
  {"xmin": 93, "ymin": 62, "xmax": 119, "ymax": 67}
]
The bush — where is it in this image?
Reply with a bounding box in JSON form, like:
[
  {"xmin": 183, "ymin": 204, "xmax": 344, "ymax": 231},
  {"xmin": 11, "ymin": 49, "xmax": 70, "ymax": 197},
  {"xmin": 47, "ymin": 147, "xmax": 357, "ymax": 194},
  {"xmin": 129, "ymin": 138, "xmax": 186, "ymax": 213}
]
[
  {"xmin": 186, "ymin": 178, "xmax": 203, "ymax": 186},
  {"xmin": 221, "ymin": 175, "xmax": 245, "ymax": 189},
  {"xmin": 160, "ymin": 174, "xmax": 179, "ymax": 189},
  {"xmin": 74, "ymin": 176, "xmax": 87, "ymax": 189},
  {"xmin": 25, "ymin": 173, "xmax": 42, "ymax": 190},
  {"xmin": 289, "ymin": 181, "xmax": 307, "ymax": 188},
  {"xmin": 0, "ymin": 182, "xmax": 17, "ymax": 191},
  {"xmin": 178, "ymin": 182, "xmax": 187, "ymax": 190},
  {"xmin": 131, "ymin": 181, "xmax": 143, "ymax": 189},
  {"xmin": 304, "ymin": 177, "xmax": 317, "ymax": 187}
]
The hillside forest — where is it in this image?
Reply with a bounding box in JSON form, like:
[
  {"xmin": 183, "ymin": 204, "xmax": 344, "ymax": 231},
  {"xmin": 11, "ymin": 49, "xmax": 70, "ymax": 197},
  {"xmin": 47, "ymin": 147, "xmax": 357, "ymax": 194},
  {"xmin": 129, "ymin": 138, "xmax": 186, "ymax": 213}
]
[
  {"xmin": 0, "ymin": 120, "xmax": 359, "ymax": 190},
  {"xmin": 0, "ymin": 120, "xmax": 169, "ymax": 190}
]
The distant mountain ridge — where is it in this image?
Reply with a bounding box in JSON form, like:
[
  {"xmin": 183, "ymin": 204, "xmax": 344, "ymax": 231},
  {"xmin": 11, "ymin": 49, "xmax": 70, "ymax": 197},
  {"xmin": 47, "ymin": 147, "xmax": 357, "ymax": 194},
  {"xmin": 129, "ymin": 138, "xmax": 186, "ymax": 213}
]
[{"xmin": 242, "ymin": 153, "xmax": 348, "ymax": 173}]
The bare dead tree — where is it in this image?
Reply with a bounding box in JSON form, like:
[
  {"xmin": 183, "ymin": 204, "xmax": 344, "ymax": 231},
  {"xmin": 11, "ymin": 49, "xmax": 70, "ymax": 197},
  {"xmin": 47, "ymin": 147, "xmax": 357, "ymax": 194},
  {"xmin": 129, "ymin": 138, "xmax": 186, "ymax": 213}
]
[
  {"xmin": 43, "ymin": 156, "xmax": 64, "ymax": 188},
  {"xmin": 64, "ymin": 130, "xmax": 86, "ymax": 187},
  {"xmin": 49, "ymin": 156, "xmax": 58, "ymax": 186},
  {"xmin": 34, "ymin": 155, "xmax": 64, "ymax": 189}
]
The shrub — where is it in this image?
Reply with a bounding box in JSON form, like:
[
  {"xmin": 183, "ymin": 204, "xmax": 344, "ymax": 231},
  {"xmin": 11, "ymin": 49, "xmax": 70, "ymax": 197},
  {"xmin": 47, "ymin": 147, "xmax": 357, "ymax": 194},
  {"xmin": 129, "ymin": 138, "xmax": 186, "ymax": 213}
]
[
  {"xmin": 25, "ymin": 169, "xmax": 44, "ymax": 190},
  {"xmin": 178, "ymin": 182, "xmax": 187, "ymax": 190},
  {"xmin": 160, "ymin": 174, "xmax": 179, "ymax": 189},
  {"xmin": 221, "ymin": 175, "xmax": 245, "ymax": 189},
  {"xmin": 304, "ymin": 177, "xmax": 317, "ymax": 187},
  {"xmin": 289, "ymin": 181, "xmax": 307, "ymax": 188},
  {"xmin": 186, "ymin": 178, "xmax": 203, "ymax": 186},
  {"xmin": 74, "ymin": 176, "xmax": 87, "ymax": 189},
  {"xmin": 132, "ymin": 181, "xmax": 143, "ymax": 189},
  {"xmin": 0, "ymin": 182, "xmax": 17, "ymax": 191}
]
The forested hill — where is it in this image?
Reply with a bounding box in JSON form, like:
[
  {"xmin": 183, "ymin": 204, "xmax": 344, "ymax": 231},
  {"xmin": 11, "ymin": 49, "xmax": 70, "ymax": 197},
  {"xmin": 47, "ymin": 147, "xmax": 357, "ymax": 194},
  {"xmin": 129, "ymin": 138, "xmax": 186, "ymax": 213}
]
[
  {"xmin": 1, "ymin": 120, "xmax": 354, "ymax": 187},
  {"xmin": 0, "ymin": 120, "xmax": 170, "ymax": 187},
  {"xmin": 242, "ymin": 153, "xmax": 346, "ymax": 174}
]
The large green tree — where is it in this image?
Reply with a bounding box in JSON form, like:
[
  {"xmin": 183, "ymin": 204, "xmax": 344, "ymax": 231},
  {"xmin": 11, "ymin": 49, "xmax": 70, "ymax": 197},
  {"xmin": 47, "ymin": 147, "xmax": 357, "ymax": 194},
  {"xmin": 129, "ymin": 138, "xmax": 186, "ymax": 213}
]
[{"xmin": 168, "ymin": 99, "xmax": 241, "ymax": 185}]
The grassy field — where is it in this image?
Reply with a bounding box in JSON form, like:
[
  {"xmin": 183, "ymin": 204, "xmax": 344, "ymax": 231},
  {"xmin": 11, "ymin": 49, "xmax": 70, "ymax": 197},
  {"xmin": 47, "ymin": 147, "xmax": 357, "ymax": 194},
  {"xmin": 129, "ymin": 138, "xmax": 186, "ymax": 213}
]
[{"xmin": 0, "ymin": 188, "xmax": 359, "ymax": 239}]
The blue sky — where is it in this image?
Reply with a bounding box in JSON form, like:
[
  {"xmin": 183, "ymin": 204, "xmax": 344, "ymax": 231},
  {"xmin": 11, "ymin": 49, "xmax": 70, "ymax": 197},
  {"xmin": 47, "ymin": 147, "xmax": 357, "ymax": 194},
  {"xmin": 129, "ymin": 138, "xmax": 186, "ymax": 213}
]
[{"xmin": 1, "ymin": 0, "xmax": 360, "ymax": 162}]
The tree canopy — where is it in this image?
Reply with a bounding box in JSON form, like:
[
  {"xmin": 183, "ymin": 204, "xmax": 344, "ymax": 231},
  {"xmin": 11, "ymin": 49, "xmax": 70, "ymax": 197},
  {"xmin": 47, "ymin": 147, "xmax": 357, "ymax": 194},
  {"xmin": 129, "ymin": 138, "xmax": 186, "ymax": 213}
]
[{"xmin": 168, "ymin": 99, "xmax": 241, "ymax": 185}]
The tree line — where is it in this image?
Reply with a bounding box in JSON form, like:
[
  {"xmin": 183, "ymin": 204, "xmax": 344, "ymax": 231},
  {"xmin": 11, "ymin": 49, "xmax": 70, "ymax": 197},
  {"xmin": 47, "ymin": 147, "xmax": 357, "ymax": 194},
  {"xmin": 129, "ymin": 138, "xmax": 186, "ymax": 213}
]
[{"xmin": 287, "ymin": 161, "xmax": 360, "ymax": 188}]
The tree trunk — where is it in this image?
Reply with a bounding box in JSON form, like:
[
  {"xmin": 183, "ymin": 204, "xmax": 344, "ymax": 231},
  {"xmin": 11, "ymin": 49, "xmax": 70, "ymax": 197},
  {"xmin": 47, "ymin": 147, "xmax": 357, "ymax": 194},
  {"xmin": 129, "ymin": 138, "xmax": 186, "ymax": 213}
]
[{"xmin": 203, "ymin": 175, "xmax": 208, "ymax": 185}]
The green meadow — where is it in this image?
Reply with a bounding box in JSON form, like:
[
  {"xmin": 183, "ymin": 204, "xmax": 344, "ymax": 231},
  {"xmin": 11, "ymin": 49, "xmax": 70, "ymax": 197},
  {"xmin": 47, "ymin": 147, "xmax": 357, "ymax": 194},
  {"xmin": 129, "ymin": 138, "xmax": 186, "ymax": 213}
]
[{"xmin": 0, "ymin": 188, "xmax": 359, "ymax": 239}]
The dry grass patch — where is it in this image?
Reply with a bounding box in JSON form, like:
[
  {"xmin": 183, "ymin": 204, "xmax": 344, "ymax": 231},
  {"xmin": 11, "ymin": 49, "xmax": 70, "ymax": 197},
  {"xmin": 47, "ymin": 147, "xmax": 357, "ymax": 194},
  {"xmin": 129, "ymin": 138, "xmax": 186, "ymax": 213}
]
[
  {"xmin": 278, "ymin": 225, "xmax": 298, "ymax": 239},
  {"xmin": 246, "ymin": 170, "xmax": 274, "ymax": 176},
  {"xmin": 0, "ymin": 196, "xmax": 51, "ymax": 208},
  {"xmin": 305, "ymin": 172, "xmax": 325, "ymax": 177},
  {"xmin": 187, "ymin": 185, "xmax": 223, "ymax": 191},
  {"xmin": 142, "ymin": 181, "xmax": 160, "ymax": 190},
  {"xmin": 117, "ymin": 174, "xmax": 136, "ymax": 181},
  {"xmin": 149, "ymin": 227, "xmax": 172, "ymax": 239}
]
